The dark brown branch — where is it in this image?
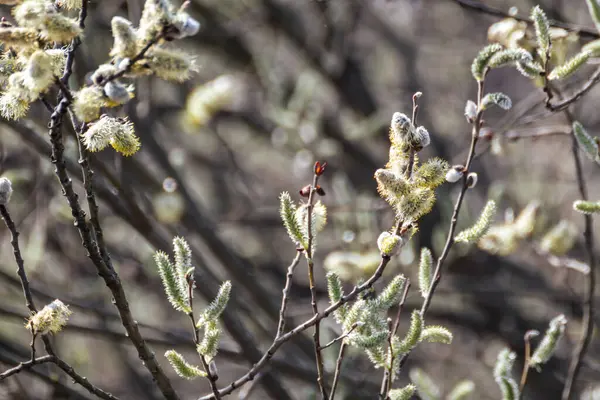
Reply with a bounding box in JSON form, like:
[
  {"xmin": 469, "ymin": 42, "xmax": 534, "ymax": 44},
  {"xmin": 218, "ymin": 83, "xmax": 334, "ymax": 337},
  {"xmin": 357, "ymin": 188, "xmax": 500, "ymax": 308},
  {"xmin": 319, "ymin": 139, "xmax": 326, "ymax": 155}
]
[
  {"xmin": 561, "ymin": 121, "xmax": 597, "ymax": 400},
  {"xmin": 546, "ymin": 67, "xmax": 600, "ymax": 112},
  {"xmin": 543, "ymin": 82, "xmax": 597, "ymax": 400},
  {"xmin": 46, "ymin": 8, "xmax": 181, "ymax": 397}
]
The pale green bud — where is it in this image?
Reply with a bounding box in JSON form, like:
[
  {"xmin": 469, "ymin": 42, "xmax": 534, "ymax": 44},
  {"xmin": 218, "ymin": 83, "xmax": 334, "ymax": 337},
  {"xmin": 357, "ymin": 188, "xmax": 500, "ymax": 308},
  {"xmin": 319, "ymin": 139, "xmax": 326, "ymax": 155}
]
[
  {"xmin": 22, "ymin": 50, "xmax": 55, "ymax": 94},
  {"xmin": 377, "ymin": 231, "xmax": 404, "ymax": 256},
  {"xmin": 73, "ymin": 86, "xmax": 107, "ymax": 123},
  {"xmin": 573, "ymin": 200, "xmax": 600, "ymax": 214},
  {"xmin": 142, "ymin": 47, "xmax": 197, "ymax": 82},
  {"xmin": 414, "ymin": 158, "xmax": 449, "ymax": 189}
]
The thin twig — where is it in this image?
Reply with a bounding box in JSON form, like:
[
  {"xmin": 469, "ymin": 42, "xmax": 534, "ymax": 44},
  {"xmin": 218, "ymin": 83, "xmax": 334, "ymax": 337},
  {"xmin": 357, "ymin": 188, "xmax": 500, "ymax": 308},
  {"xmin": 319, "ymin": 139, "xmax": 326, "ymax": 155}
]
[
  {"xmin": 306, "ymin": 168, "xmax": 327, "ymax": 399},
  {"xmin": 319, "ymin": 323, "xmax": 358, "ymax": 351},
  {"xmin": 519, "ymin": 330, "xmax": 539, "ymax": 398},
  {"xmin": 46, "ymin": 16, "xmax": 182, "ymax": 400},
  {"xmin": 0, "ymin": 205, "xmax": 118, "ymax": 400},
  {"xmin": 276, "ymin": 251, "xmax": 303, "ymax": 338},
  {"xmin": 561, "ymin": 118, "xmax": 597, "ymax": 400},
  {"xmin": 187, "ymin": 280, "xmax": 221, "ymax": 400},
  {"xmin": 328, "ymin": 341, "xmax": 347, "ymax": 400},
  {"xmin": 379, "ymin": 281, "xmax": 411, "ymax": 399},
  {"xmin": 0, "ymin": 355, "xmax": 54, "ymax": 380},
  {"xmin": 198, "ymin": 255, "xmax": 393, "ymax": 400},
  {"xmin": 546, "ymin": 67, "xmax": 600, "ymax": 112},
  {"xmin": 450, "ymin": 0, "xmax": 600, "ymax": 39}
]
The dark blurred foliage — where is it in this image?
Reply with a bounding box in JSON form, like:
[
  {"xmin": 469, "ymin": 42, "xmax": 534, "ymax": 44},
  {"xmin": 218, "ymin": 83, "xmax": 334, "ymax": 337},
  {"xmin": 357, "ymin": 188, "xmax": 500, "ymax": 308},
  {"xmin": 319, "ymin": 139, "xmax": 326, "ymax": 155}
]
[{"xmin": 0, "ymin": 0, "xmax": 599, "ymax": 399}]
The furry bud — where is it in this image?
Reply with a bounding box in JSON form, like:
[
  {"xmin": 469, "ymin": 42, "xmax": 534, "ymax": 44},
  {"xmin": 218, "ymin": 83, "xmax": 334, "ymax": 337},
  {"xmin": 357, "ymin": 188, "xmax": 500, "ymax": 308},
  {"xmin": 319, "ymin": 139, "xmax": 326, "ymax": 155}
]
[
  {"xmin": 466, "ymin": 172, "xmax": 478, "ymax": 188},
  {"xmin": 0, "ymin": 177, "xmax": 13, "ymax": 205},
  {"xmin": 445, "ymin": 165, "xmax": 464, "ymax": 183},
  {"xmin": 377, "ymin": 231, "xmax": 403, "ymax": 256},
  {"xmin": 103, "ymin": 80, "xmax": 132, "ymax": 105},
  {"xmin": 26, "ymin": 299, "xmax": 72, "ymax": 335}
]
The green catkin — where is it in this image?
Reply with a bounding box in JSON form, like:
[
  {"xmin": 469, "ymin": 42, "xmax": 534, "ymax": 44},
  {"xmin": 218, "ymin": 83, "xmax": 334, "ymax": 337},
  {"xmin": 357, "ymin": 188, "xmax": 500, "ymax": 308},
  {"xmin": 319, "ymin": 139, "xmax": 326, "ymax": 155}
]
[
  {"xmin": 455, "ymin": 200, "xmax": 497, "ymax": 243},
  {"xmin": 409, "ymin": 368, "xmax": 441, "ymax": 400},
  {"xmin": 388, "ymin": 385, "xmax": 416, "ymax": 400},
  {"xmin": 279, "ymin": 192, "xmax": 305, "ymax": 247},
  {"xmin": 573, "ymin": 121, "xmax": 600, "ymax": 163},
  {"xmin": 481, "ymin": 92, "xmax": 512, "ymax": 110},
  {"xmin": 447, "ymin": 380, "xmax": 476, "ymax": 400},
  {"xmin": 529, "ymin": 314, "xmax": 567, "ymax": 368},
  {"xmin": 531, "ymin": 6, "xmax": 550, "ymax": 63},
  {"xmin": 548, "ymin": 51, "xmax": 591, "ymax": 80},
  {"xmin": 573, "ymin": 200, "xmax": 600, "ymax": 214},
  {"xmin": 418, "ymin": 247, "xmax": 432, "ymax": 298},
  {"xmin": 197, "ymin": 281, "xmax": 232, "ymax": 326},
  {"xmin": 154, "ymin": 251, "xmax": 191, "ymax": 313},
  {"xmin": 471, "ymin": 44, "xmax": 503, "ymax": 80},
  {"xmin": 164, "ymin": 350, "xmax": 205, "ymax": 379},
  {"xmin": 420, "ymin": 325, "xmax": 453, "ymax": 344}
]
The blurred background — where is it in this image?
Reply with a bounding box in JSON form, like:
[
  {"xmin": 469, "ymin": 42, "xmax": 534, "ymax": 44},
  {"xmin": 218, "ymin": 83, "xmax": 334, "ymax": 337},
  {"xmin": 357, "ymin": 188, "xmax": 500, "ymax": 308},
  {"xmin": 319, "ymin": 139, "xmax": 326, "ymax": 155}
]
[{"xmin": 1, "ymin": 0, "xmax": 599, "ymax": 399}]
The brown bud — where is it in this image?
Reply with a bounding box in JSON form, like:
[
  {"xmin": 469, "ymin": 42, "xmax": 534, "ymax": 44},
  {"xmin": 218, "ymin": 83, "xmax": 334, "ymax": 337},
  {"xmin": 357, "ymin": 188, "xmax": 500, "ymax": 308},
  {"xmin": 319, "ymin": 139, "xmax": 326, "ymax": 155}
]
[{"xmin": 314, "ymin": 161, "xmax": 327, "ymax": 176}]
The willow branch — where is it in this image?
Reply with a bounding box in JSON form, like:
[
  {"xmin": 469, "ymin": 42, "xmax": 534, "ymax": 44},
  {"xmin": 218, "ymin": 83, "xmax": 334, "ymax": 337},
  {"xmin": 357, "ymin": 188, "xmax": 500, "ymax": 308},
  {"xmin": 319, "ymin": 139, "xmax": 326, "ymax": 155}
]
[
  {"xmin": 306, "ymin": 171, "xmax": 327, "ymax": 399},
  {"xmin": 395, "ymin": 79, "xmax": 486, "ymax": 373},
  {"xmin": 198, "ymin": 255, "xmax": 392, "ymax": 400},
  {"xmin": 276, "ymin": 251, "xmax": 303, "ymax": 338}
]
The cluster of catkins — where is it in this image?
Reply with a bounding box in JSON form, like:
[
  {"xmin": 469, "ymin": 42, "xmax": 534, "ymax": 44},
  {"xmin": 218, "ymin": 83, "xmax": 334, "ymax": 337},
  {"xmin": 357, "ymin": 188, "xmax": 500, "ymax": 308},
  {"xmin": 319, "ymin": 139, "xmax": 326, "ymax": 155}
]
[
  {"xmin": 0, "ymin": 0, "xmax": 199, "ymax": 157},
  {"xmin": 374, "ymin": 111, "xmax": 449, "ymax": 254},
  {"xmin": 77, "ymin": 0, "xmax": 199, "ymax": 156},
  {"xmin": 155, "ymin": 237, "xmax": 231, "ymax": 379}
]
